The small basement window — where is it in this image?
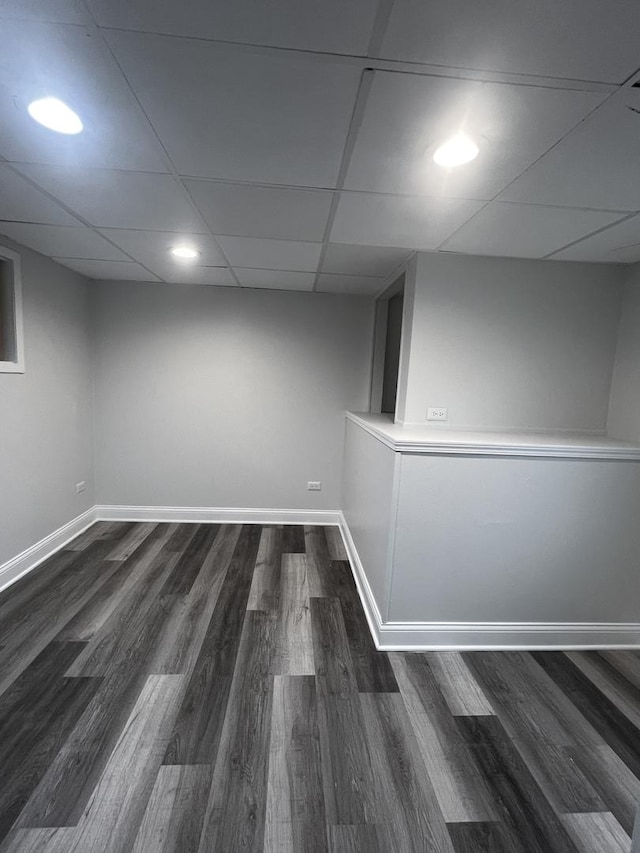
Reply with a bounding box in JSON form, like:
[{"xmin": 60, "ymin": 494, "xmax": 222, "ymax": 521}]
[{"xmin": 0, "ymin": 246, "xmax": 24, "ymax": 373}]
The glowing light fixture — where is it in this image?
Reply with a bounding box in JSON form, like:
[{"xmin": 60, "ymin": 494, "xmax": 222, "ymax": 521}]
[
  {"xmin": 27, "ymin": 97, "xmax": 83, "ymax": 135},
  {"xmin": 170, "ymin": 245, "xmax": 200, "ymax": 260},
  {"xmin": 433, "ymin": 133, "xmax": 479, "ymax": 168}
]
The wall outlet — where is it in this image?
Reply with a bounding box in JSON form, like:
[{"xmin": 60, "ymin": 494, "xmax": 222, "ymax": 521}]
[
  {"xmin": 427, "ymin": 406, "xmax": 448, "ymax": 421},
  {"xmin": 307, "ymin": 481, "xmax": 322, "ymax": 491},
  {"xmin": 76, "ymin": 481, "xmax": 86, "ymax": 494}
]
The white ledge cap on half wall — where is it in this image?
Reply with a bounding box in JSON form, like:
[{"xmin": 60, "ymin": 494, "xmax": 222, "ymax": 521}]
[{"xmin": 346, "ymin": 411, "xmax": 640, "ymax": 460}]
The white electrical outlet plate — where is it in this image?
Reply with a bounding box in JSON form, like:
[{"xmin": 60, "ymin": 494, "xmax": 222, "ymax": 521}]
[
  {"xmin": 307, "ymin": 481, "xmax": 322, "ymax": 491},
  {"xmin": 76, "ymin": 481, "xmax": 86, "ymax": 494},
  {"xmin": 427, "ymin": 407, "xmax": 448, "ymax": 421}
]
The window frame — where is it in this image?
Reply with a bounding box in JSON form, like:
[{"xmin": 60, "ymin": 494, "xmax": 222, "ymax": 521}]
[{"xmin": 0, "ymin": 245, "xmax": 25, "ymax": 374}]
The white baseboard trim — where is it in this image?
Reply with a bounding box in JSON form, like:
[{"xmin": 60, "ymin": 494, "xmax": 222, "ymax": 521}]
[
  {"xmin": 95, "ymin": 505, "xmax": 342, "ymax": 526},
  {"xmin": 0, "ymin": 507, "xmax": 98, "ymax": 595},
  {"xmin": 338, "ymin": 513, "xmax": 640, "ymax": 651},
  {"xmin": 337, "ymin": 511, "xmax": 384, "ymax": 647}
]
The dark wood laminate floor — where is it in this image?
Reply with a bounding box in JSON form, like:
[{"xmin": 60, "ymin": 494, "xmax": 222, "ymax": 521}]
[{"xmin": 0, "ymin": 522, "xmax": 638, "ymax": 852}]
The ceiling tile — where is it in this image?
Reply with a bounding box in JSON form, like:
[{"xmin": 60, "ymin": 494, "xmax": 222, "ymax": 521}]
[
  {"xmin": 321, "ymin": 243, "xmax": 412, "ymax": 277},
  {"xmin": 552, "ymin": 216, "xmax": 640, "ymax": 263},
  {"xmin": 345, "ymin": 72, "xmax": 606, "ymax": 200},
  {"xmin": 0, "ymin": 223, "xmax": 127, "ymax": 260},
  {"xmin": 0, "ymin": 165, "xmax": 78, "ymax": 225},
  {"xmin": 216, "ymin": 236, "xmax": 321, "ymax": 272},
  {"xmin": 16, "ymin": 166, "xmax": 205, "ymax": 232},
  {"xmin": 106, "ymin": 31, "xmax": 361, "ymax": 186},
  {"xmin": 330, "ymin": 192, "xmax": 484, "ymax": 249},
  {"xmin": 234, "ymin": 268, "xmax": 315, "ymax": 291},
  {"xmin": 53, "ymin": 258, "xmax": 160, "ymax": 280},
  {"xmin": 0, "ymin": 0, "xmax": 90, "ymax": 23},
  {"xmin": 442, "ymin": 203, "xmax": 625, "ymax": 259},
  {"xmin": 379, "ymin": 0, "xmax": 640, "ymax": 83},
  {"xmin": 98, "ymin": 229, "xmax": 227, "ymax": 278},
  {"xmin": 0, "ymin": 21, "xmax": 168, "ymax": 171},
  {"xmin": 500, "ymin": 92, "xmax": 640, "ymax": 212},
  {"xmin": 185, "ymin": 181, "xmax": 332, "ymax": 242},
  {"xmin": 316, "ymin": 273, "xmax": 384, "ymax": 296},
  {"xmin": 88, "ymin": 0, "xmax": 378, "ymax": 55},
  {"xmin": 161, "ymin": 266, "xmax": 237, "ymax": 286}
]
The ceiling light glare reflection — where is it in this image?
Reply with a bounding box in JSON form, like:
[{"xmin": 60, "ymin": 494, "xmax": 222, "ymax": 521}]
[
  {"xmin": 170, "ymin": 245, "xmax": 200, "ymax": 260},
  {"xmin": 433, "ymin": 134, "xmax": 479, "ymax": 168},
  {"xmin": 27, "ymin": 98, "xmax": 83, "ymax": 134}
]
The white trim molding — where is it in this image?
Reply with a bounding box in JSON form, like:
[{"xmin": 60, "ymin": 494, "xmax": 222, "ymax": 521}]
[
  {"xmin": 0, "ymin": 507, "xmax": 97, "ymax": 594},
  {"xmin": 346, "ymin": 411, "xmax": 640, "ymax": 460},
  {"xmin": 338, "ymin": 512, "xmax": 640, "ymax": 651},
  {"xmin": 95, "ymin": 505, "xmax": 342, "ymax": 525},
  {"xmin": 0, "ymin": 245, "xmax": 25, "ymax": 374}
]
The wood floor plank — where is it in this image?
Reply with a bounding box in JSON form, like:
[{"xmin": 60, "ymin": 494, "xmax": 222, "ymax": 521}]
[
  {"xmin": 7, "ymin": 675, "xmax": 185, "ymax": 853},
  {"xmin": 310, "ymin": 596, "xmax": 375, "ymax": 826},
  {"xmin": 325, "ymin": 526, "xmax": 348, "ymax": 561},
  {"xmin": 567, "ymin": 651, "xmax": 640, "ymax": 731},
  {"xmin": 304, "ymin": 526, "xmax": 335, "ymax": 596},
  {"xmin": 0, "ymin": 539, "xmax": 117, "ymax": 648},
  {"xmin": 390, "ymin": 653, "xmax": 498, "ymax": 824},
  {"xmin": 447, "ymin": 821, "xmax": 519, "ymax": 853},
  {"xmin": 164, "ymin": 523, "xmax": 201, "ymax": 554},
  {"xmin": 0, "ymin": 643, "xmax": 101, "ymax": 842},
  {"xmin": 360, "ymin": 691, "xmax": 455, "ymax": 853},
  {"xmin": 532, "ymin": 651, "xmax": 640, "ymax": 781},
  {"xmin": 425, "ymin": 652, "xmax": 495, "ymax": 717},
  {"xmin": 145, "ymin": 525, "xmax": 241, "ymax": 676},
  {"xmin": 18, "ymin": 529, "xmax": 196, "ymax": 830},
  {"xmin": 16, "ymin": 669, "xmax": 149, "ymax": 829},
  {"xmin": 159, "ymin": 524, "xmax": 220, "ymax": 596},
  {"xmin": 131, "ymin": 765, "xmax": 212, "ymax": 853},
  {"xmin": 561, "ymin": 812, "xmax": 631, "ymax": 852},
  {"xmin": 327, "ymin": 824, "xmax": 387, "ymax": 852},
  {"xmin": 264, "ymin": 676, "xmax": 327, "ymax": 853},
  {"xmin": 281, "ymin": 525, "xmax": 306, "ymax": 553},
  {"xmin": 456, "ymin": 714, "xmax": 581, "ymax": 853},
  {"xmin": 465, "ymin": 652, "xmax": 606, "ymax": 814},
  {"xmin": 246, "ymin": 526, "xmax": 284, "ymax": 611},
  {"xmin": 59, "ymin": 526, "xmax": 180, "ymax": 643},
  {"xmin": 0, "ymin": 543, "xmax": 130, "ymax": 699},
  {"xmin": 274, "ymin": 555, "xmax": 314, "ymax": 676},
  {"xmin": 163, "ymin": 524, "xmax": 262, "ymax": 765},
  {"xmin": 568, "ymin": 743, "xmax": 640, "ymax": 836},
  {"xmin": 64, "ymin": 522, "xmax": 135, "ymax": 552},
  {"xmin": 599, "ymin": 651, "xmax": 640, "ymax": 693},
  {"xmin": 3, "ymin": 523, "xmax": 640, "ymax": 853},
  {"xmin": 104, "ymin": 522, "xmax": 159, "ymax": 562},
  {"xmin": 334, "ymin": 560, "xmax": 398, "ymax": 693},
  {"xmin": 198, "ymin": 610, "xmax": 276, "ymax": 853},
  {"xmin": 64, "ymin": 525, "xmax": 181, "ymax": 677}
]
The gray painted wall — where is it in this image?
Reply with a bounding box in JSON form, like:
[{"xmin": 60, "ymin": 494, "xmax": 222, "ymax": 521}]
[
  {"xmin": 0, "ymin": 239, "xmax": 94, "ymax": 566},
  {"xmin": 607, "ymin": 264, "xmax": 640, "ymax": 442},
  {"xmin": 390, "ymin": 452, "xmax": 640, "ymax": 623},
  {"xmin": 341, "ymin": 419, "xmax": 396, "ymax": 616},
  {"xmin": 398, "ymin": 252, "xmax": 625, "ymax": 431},
  {"xmin": 92, "ymin": 281, "xmax": 373, "ymax": 510}
]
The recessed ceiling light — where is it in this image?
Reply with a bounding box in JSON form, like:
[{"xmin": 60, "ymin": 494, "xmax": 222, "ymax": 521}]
[
  {"xmin": 170, "ymin": 245, "xmax": 200, "ymax": 260},
  {"xmin": 27, "ymin": 97, "xmax": 83, "ymax": 135},
  {"xmin": 433, "ymin": 134, "xmax": 479, "ymax": 168}
]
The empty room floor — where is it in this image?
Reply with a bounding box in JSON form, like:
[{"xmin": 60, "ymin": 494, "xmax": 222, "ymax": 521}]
[{"xmin": 0, "ymin": 522, "xmax": 637, "ymax": 852}]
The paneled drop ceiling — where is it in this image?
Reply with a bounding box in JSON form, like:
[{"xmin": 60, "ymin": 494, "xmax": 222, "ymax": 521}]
[{"xmin": 1, "ymin": 0, "xmax": 640, "ymax": 295}]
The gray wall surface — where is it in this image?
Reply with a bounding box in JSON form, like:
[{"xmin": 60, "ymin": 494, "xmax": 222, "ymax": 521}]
[
  {"xmin": 341, "ymin": 419, "xmax": 396, "ymax": 616},
  {"xmin": 607, "ymin": 264, "xmax": 640, "ymax": 442},
  {"xmin": 92, "ymin": 281, "xmax": 373, "ymax": 510},
  {"xmin": 399, "ymin": 252, "xmax": 625, "ymax": 431},
  {"xmin": 390, "ymin": 452, "xmax": 640, "ymax": 623},
  {"xmin": 0, "ymin": 239, "xmax": 94, "ymax": 566}
]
